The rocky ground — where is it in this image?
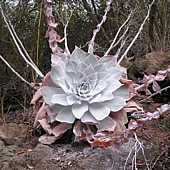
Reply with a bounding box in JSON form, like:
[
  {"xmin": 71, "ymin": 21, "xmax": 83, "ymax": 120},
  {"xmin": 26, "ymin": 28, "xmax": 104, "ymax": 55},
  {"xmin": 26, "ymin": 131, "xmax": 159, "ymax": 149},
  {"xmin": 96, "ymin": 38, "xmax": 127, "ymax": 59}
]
[{"xmin": 0, "ymin": 108, "xmax": 169, "ymax": 170}]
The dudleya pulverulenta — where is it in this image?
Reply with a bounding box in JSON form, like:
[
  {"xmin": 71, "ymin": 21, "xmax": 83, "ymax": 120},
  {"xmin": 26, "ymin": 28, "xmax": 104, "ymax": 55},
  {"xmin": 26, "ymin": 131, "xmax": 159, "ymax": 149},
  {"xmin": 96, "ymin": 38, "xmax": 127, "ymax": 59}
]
[{"xmin": 41, "ymin": 47, "xmax": 129, "ymax": 125}]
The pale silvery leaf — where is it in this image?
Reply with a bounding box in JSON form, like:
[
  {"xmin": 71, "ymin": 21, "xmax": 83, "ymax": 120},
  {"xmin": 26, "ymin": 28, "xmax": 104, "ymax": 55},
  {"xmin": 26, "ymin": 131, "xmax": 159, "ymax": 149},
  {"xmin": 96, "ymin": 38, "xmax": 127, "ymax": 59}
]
[
  {"xmin": 42, "ymin": 86, "xmax": 71, "ymax": 106},
  {"xmin": 70, "ymin": 46, "xmax": 89, "ymax": 64},
  {"xmin": 55, "ymin": 107, "xmax": 75, "ymax": 123},
  {"xmin": 106, "ymin": 97, "xmax": 127, "ymax": 112},
  {"xmin": 72, "ymin": 102, "xmax": 88, "ymax": 119},
  {"xmin": 51, "ymin": 67, "xmax": 69, "ymax": 93},
  {"xmin": 89, "ymin": 92, "xmax": 113, "ymax": 103},
  {"xmin": 66, "ymin": 95, "xmax": 80, "ymax": 105},
  {"xmin": 97, "ymin": 117, "xmax": 116, "ymax": 132},
  {"xmin": 65, "ymin": 60, "xmax": 77, "ymax": 72},
  {"xmin": 89, "ymin": 103, "xmax": 111, "ymax": 121},
  {"xmin": 81, "ymin": 111, "xmax": 98, "ymax": 124},
  {"xmin": 114, "ymin": 86, "xmax": 130, "ymax": 100},
  {"xmin": 89, "ymin": 81, "xmax": 122, "ymax": 103},
  {"xmin": 51, "ymin": 94, "xmax": 69, "ymax": 106},
  {"xmin": 90, "ymin": 80, "xmax": 107, "ymax": 96},
  {"xmin": 84, "ymin": 53, "xmax": 98, "ymax": 65}
]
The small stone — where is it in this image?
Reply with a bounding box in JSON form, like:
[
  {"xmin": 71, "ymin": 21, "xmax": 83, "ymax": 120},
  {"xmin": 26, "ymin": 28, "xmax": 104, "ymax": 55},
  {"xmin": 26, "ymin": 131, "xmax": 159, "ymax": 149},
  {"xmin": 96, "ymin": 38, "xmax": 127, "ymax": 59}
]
[
  {"xmin": 68, "ymin": 161, "xmax": 72, "ymax": 165},
  {"xmin": 0, "ymin": 123, "xmax": 28, "ymax": 145},
  {"xmin": 0, "ymin": 140, "xmax": 5, "ymax": 151}
]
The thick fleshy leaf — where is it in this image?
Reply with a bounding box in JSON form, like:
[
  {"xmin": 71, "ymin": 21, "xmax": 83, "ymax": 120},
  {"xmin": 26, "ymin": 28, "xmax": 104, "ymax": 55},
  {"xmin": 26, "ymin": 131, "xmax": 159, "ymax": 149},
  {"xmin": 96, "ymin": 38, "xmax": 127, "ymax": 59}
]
[
  {"xmin": 39, "ymin": 135, "xmax": 57, "ymax": 145},
  {"xmin": 51, "ymin": 53, "xmax": 67, "ymax": 66},
  {"xmin": 42, "ymin": 72, "xmax": 57, "ymax": 87},
  {"xmin": 89, "ymin": 81, "xmax": 122, "ymax": 103},
  {"xmin": 89, "ymin": 91, "xmax": 114, "ymax": 103},
  {"xmin": 77, "ymin": 62, "xmax": 89, "ymax": 72},
  {"xmin": 55, "ymin": 107, "xmax": 75, "ymax": 123},
  {"xmin": 107, "ymin": 66, "xmax": 126, "ymax": 80},
  {"xmin": 42, "ymin": 86, "xmax": 69, "ymax": 106},
  {"xmin": 72, "ymin": 102, "xmax": 88, "ymax": 119},
  {"xmin": 51, "ymin": 64, "xmax": 65, "ymax": 79},
  {"xmin": 84, "ymin": 53, "xmax": 98, "ymax": 65},
  {"xmin": 66, "ymin": 95, "xmax": 81, "ymax": 105},
  {"xmin": 52, "ymin": 123, "xmax": 72, "ymax": 137},
  {"xmin": 34, "ymin": 102, "xmax": 47, "ymax": 126},
  {"xmin": 89, "ymin": 103, "xmax": 110, "ymax": 121},
  {"xmin": 95, "ymin": 59, "xmax": 124, "ymax": 84},
  {"xmin": 65, "ymin": 60, "xmax": 77, "ymax": 72},
  {"xmin": 82, "ymin": 64, "xmax": 95, "ymax": 76},
  {"xmin": 114, "ymin": 86, "xmax": 129, "ymax": 100},
  {"xmin": 38, "ymin": 118, "xmax": 53, "ymax": 134},
  {"xmin": 90, "ymin": 80, "xmax": 107, "ymax": 96},
  {"xmin": 97, "ymin": 71, "xmax": 108, "ymax": 81},
  {"xmin": 81, "ymin": 112, "xmax": 98, "ymax": 124},
  {"xmin": 51, "ymin": 93, "xmax": 69, "ymax": 106},
  {"xmin": 97, "ymin": 117, "xmax": 116, "ymax": 132},
  {"xmin": 51, "ymin": 66, "xmax": 69, "ymax": 92},
  {"xmin": 98, "ymin": 57, "xmax": 125, "ymax": 81},
  {"xmin": 81, "ymin": 72, "xmax": 98, "ymax": 86},
  {"xmin": 94, "ymin": 63, "xmax": 106, "ymax": 73},
  {"xmin": 110, "ymin": 110, "xmax": 128, "ymax": 125},
  {"xmin": 66, "ymin": 71, "xmax": 83, "ymax": 87},
  {"xmin": 46, "ymin": 105, "xmax": 58, "ymax": 123},
  {"xmin": 106, "ymin": 97, "xmax": 127, "ymax": 112},
  {"xmin": 31, "ymin": 88, "xmax": 42, "ymax": 105},
  {"xmin": 70, "ymin": 47, "xmax": 89, "ymax": 63},
  {"xmin": 105, "ymin": 81, "xmax": 122, "ymax": 93}
]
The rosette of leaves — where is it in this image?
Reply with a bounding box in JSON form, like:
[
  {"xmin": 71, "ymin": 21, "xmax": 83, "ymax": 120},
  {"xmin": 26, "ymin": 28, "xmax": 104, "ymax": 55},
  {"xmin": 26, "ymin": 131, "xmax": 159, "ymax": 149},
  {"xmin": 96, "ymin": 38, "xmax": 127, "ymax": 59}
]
[{"xmin": 32, "ymin": 47, "xmax": 133, "ymax": 147}]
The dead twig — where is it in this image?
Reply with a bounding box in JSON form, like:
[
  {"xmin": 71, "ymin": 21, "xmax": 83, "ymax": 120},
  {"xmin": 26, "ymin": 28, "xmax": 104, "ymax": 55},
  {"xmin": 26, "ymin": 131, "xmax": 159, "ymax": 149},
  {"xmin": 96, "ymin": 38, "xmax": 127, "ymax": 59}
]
[
  {"xmin": 88, "ymin": 0, "xmax": 113, "ymax": 54},
  {"xmin": 117, "ymin": 0, "xmax": 155, "ymax": 65},
  {"xmin": 139, "ymin": 85, "xmax": 170, "ymax": 103},
  {"xmin": 150, "ymin": 150, "xmax": 167, "ymax": 170},
  {"xmin": 36, "ymin": 0, "xmax": 43, "ymax": 66},
  {"xmin": 0, "ymin": 5, "xmax": 44, "ymax": 78},
  {"xmin": 104, "ymin": 11, "xmax": 133, "ymax": 57},
  {"xmin": 64, "ymin": 10, "xmax": 73, "ymax": 55},
  {"xmin": 0, "ymin": 55, "xmax": 32, "ymax": 87}
]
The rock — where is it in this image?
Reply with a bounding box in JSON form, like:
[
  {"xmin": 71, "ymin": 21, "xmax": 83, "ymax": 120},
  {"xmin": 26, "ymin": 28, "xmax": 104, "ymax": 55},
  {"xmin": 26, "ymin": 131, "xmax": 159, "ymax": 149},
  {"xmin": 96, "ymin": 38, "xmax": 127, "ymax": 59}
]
[
  {"xmin": 0, "ymin": 123, "xmax": 28, "ymax": 145},
  {"xmin": 0, "ymin": 136, "xmax": 168, "ymax": 170},
  {"xmin": 0, "ymin": 140, "xmax": 5, "ymax": 151},
  {"xmin": 4, "ymin": 139, "xmax": 136, "ymax": 170},
  {"xmin": 126, "ymin": 51, "xmax": 170, "ymax": 102},
  {"xmin": 127, "ymin": 51, "xmax": 170, "ymax": 81}
]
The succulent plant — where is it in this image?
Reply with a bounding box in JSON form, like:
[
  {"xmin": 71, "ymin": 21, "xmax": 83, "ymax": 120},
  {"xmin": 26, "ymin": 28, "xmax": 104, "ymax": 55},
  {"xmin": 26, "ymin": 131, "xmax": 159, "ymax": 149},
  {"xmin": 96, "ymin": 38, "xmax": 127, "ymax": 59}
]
[
  {"xmin": 30, "ymin": 47, "xmax": 134, "ymax": 147},
  {"xmin": 41, "ymin": 47, "xmax": 129, "ymax": 125}
]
